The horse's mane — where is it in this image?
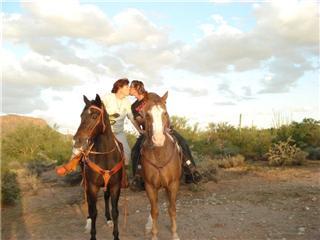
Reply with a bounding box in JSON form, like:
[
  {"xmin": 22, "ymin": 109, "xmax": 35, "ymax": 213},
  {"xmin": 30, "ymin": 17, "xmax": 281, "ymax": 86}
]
[{"xmin": 145, "ymin": 92, "xmax": 162, "ymax": 104}]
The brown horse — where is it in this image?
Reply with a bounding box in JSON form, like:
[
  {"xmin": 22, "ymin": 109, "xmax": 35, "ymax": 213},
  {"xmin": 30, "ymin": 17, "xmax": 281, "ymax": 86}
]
[
  {"xmin": 140, "ymin": 92, "xmax": 182, "ymax": 240},
  {"xmin": 72, "ymin": 94, "xmax": 124, "ymax": 240}
]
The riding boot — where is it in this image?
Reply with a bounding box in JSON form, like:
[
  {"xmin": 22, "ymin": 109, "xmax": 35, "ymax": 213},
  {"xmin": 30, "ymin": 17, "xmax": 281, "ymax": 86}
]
[
  {"xmin": 183, "ymin": 159, "xmax": 202, "ymax": 184},
  {"xmin": 130, "ymin": 164, "xmax": 145, "ymax": 191}
]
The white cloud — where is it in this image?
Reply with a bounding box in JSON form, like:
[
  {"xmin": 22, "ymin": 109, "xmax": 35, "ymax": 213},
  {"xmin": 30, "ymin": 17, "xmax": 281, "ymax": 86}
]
[
  {"xmin": 214, "ymin": 101, "xmax": 236, "ymax": 106},
  {"xmin": 178, "ymin": 16, "xmax": 268, "ymax": 73},
  {"xmin": 108, "ymin": 8, "xmax": 167, "ymax": 46},
  {"xmin": 3, "ymin": 1, "xmax": 178, "ymax": 83},
  {"xmin": 171, "ymin": 86, "xmax": 208, "ymax": 97},
  {"xmin": 2, "ymin": 49, "xmax": 96, "ymax": 114},
  {"xmin": 178, "ymin": 1, "xmax": 319, "ymax": 93},
  {"xmin": 114, "ymin": 41, "xmax": 181, "ymax": 84},
  {"xmin": 4, "ymin": 2, "xmax": 168, "ymax": 47}
]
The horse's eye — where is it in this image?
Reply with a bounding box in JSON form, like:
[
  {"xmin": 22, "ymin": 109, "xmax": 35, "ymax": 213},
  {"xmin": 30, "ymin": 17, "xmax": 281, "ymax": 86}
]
[{"xmin": 92, "ymin": 113, "xmax": 98, "ymax": 119}]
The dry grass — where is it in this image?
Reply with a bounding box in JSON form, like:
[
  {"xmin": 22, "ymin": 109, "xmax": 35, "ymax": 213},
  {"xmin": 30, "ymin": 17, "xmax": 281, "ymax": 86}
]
[
  {"xmin": 23, "ymin": 173, "xmax": 41, "ymax": 194},
  {"xmin": 196, "ymin": 154, "xmax": 219, "ymax": 183},
  {"xmin": 217, "ymin": 154, "xmax": 245, "ymax": 168}
]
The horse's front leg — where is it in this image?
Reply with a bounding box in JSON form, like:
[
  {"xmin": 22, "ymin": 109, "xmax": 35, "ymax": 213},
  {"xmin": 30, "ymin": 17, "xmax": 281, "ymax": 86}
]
[
  {"xmin": 104, "ymin": 186, "xmax": 113, "ymax": 227},
  {"xmin": 110, "ymin": 184, "xmax": 121, "ymax": 240},
  {"xmin": 85, "ymin": 183, "xmax": 99, "ymax": 240},
  {"xmin": 145, "ymin": 183, "xmax": 159, "ymax": 240},
  {"xmin": 166, "ymin": 180, "xmax": 180, "ymax": 240}
]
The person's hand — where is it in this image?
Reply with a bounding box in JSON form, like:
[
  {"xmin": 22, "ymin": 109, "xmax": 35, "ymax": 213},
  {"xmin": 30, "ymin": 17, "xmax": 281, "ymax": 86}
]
[{"xmin": 139, "ymin": 129, "xmax": 145, "ymax": 135}]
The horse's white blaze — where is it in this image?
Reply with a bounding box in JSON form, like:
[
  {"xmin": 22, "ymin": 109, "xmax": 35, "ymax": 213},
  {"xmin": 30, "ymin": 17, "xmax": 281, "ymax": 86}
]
[
  {"xmin": 145, "ymin": 214, "xmax": 153, "ymax": 232},
  {"xmin": 71, "ymin": 147, "xmax": 82, "ymax": 158},
  {"xmin": 150, "ymin": 105, "xmax": 165, "ymax": 146},
  {"xmin": 84, "ymin": 218, "xmax": 92, "ymax": 233}
]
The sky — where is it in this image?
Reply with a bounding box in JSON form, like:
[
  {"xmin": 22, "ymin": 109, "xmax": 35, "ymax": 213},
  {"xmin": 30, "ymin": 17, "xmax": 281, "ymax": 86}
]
[{"xmin": 2, "ymin": 0, "xmax": 319, "ymax": 134}]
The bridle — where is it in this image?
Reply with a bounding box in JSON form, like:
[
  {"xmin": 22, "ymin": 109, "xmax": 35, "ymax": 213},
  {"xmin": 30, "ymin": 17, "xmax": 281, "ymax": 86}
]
[
  {"xmin": 75, "ymin": 104, "xmax": 116, "ymax": 155},
  {"xmin": 87, "ymin": 105, "xmax": 107, "ymax": 137},
  {"xmin": 143, "ymin": 103, "xmax": 171, "ymax": 148}
]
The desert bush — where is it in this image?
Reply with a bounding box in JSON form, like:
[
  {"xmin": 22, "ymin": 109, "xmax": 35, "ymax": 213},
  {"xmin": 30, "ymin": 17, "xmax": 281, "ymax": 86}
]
[
  {"xmin": 235, "ymin": 128, "xmax": 272, "ymax": 160},
  {"xmin": 266, "ymin": 138, "xmax": 307, "ymax": 166},
  {"xmin": 1, "ymin": 124, "xmax": 72, "ymax": 168},
  {"xmin": 1, "ymin": 169, "xmax": 20, "ymax": 205},
  {"xmin": 290, "ymin": 118, "xmax": 320, "ymax": 149},
  {"xmin": 305, "ymin": 147, "xmax": 320, "ymax": 160},
  {"xmin": 193, "ymin": 152, "xmax": 219, "ymax": 183},
  {"xmin": 171, "ymin": 117, "xmax": 318, "ymax": 163},
  {"xmin": 273, "ymin": 118, "xmax": 320, "ymax": 150},
  {"xmin": 26, "ymin": 152, "xmax": 56, "ymax": 176},
  {"xmin": 24, "ymin": 173, "xmax": 40, "ymax": 194},
  {"xmin": 217, "ymin": 154, "xmax": 245, "ymax": 168}
]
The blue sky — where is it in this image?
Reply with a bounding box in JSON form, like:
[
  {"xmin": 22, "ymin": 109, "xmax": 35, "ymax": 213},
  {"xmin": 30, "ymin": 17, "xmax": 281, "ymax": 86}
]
[{"xmin": 2, "ymin": 0, "xmax": 319, "ymax": 134}]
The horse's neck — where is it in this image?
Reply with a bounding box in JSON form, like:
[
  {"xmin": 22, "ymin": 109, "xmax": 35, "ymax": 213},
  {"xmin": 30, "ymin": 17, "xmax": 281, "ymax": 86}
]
[
  {"xmin": 94, "ymin": 123, "xmax": 116, "ymax": 154},
  {"xmin": 145, "ymin": 135, "xmax": 176, "ymax": 163}
]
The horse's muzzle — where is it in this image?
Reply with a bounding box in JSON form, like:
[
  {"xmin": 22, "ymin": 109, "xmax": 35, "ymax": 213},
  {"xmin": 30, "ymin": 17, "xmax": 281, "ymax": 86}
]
[{"xmin": 152, "ymin": 133, "xmax": 165, "ymax": 147}]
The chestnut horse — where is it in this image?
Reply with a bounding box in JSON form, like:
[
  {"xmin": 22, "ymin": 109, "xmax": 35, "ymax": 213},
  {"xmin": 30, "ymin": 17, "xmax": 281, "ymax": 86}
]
[
  {"xmin": 73, "ymin": 94, "xmax": 124, "ymax": 240},
  {"xmin": 140, "ymin": 92, "xmax": 182, "ymax": 240}
]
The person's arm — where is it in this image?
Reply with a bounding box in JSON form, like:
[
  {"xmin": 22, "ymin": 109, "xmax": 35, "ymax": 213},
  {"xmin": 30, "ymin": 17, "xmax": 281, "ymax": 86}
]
[
  {"xmin": 128, "ymin": 111, "xmax": 144, "ymax": 134},
  {"xmin": 135, "ymin": 115, "xmax": 145, "ymax": 126},
  {"xmin": 126, "ymin": 100, "xmax": 144, "ymax": 134},
  {"xmin": 102, "ymin": 94, "xmax": 113, "ymax": 113}
]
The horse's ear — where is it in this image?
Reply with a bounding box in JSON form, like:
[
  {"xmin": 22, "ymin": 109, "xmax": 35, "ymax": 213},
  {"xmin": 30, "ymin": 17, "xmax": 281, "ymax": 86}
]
[
  {"xmin": 83, "ymin": 95, "xmax": 90, "ymax": 105},
  {"xmin": 95, "ymin": 94, "xmax": 102, "ymax": 106},
  {"xmin": 161, "ymin": 91, "xmax": 168, "ymax": 103}
]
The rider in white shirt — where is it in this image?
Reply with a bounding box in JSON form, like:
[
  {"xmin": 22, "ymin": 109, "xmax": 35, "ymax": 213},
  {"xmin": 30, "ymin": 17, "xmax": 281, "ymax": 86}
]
[{"xmin": 103, "ymin": 78, "xmax": 143, "ymax": 166}]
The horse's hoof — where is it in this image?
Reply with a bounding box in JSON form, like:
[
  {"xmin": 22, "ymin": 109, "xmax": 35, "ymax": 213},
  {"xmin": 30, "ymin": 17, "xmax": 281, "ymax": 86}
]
[
  {"xmin": 145, "ymin": 215, "xmax": 152, "ymax": 233},
  {"xmin": 172, "ymin": 233, "xmax": 180, "ymax": 240},
  {"xmin": 84, "ymin": 218, "xmax": 92, "ymax": 233},
  {"xmin": 107, "ymin": 220, "xmax": 114, "ymax": 227}
]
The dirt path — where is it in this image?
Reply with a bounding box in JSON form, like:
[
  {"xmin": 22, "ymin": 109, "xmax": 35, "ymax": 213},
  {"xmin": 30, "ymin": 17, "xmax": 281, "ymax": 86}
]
[{"xmin": 2, "ymin": 161, "xmax": 320, "ymax": 240}]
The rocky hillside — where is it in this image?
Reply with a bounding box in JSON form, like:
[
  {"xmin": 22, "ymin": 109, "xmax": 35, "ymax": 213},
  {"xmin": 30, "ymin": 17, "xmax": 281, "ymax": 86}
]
[{"xmin": 0, "ymin": 114, "xmax": 49, "ymax": 137}]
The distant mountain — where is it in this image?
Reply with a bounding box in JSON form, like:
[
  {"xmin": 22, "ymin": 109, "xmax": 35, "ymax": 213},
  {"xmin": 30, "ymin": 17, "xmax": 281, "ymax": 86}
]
[{"xmin": 0, "ymin": 114, "xmax": 49, "ymax": 137}]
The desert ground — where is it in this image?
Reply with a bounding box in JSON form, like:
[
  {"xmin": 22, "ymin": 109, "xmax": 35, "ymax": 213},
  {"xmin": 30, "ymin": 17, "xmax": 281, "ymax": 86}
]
[{"xmin": 2, "ymin": 161, "xmax": 320, "ymax": 240}]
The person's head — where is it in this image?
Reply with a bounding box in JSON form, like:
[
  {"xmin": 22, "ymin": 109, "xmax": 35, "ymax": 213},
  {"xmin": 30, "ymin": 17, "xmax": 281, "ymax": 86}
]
[
  {"xmin": 111, "ymin": 78, "xmax": 130, "ymax": 96},
  {"xmin": 130, "ymin": 80, "xmax": 146, "ymax": 97}
]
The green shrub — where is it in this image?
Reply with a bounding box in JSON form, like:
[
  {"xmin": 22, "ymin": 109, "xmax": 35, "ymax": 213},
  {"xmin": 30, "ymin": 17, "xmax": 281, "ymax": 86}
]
[
  {"xmin": 235, "ymin": 128, "xmax": 272, "ymax": 160},
  {"xmin": 267, "ymin": 138, "xmax": 307, "ymax": 166},
  {"xmin": 126, "ymin": 131, "xmax": 138, "ymax": 148},
  {"xmin": 1, "ymin": 169, "xmax": 21, "ymax": 205},
  {"xmin": 305, "ymin": 147, "xmax": 320, "ymax": 160},
  {"xmin": 1, "ymin": 124, "xmax": 72, "ymax": 168}
]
